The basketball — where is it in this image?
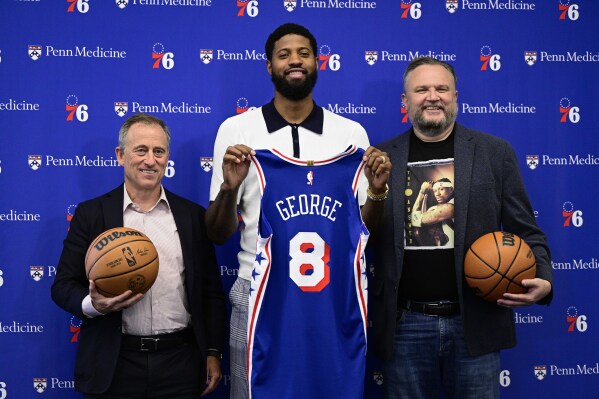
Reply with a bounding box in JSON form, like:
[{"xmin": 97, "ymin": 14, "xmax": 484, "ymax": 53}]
[
  {"xmin": 464, "ymin": 231, "xmax": 536, "ymax": 302},
  {"xmin": 85, "ymin": 227, "xmax": 159, "ymax": 297}
]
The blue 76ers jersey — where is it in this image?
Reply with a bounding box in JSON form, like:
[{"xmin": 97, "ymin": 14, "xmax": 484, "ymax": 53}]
[{"xmin": 247, "ymin": 146, "xmax": 369, "ymax": 399}]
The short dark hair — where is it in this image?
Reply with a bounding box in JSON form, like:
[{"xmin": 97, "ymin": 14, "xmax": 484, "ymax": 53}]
[
  {"xmin": 118, "ymin": 113, "xmax": 171, "ymax": 152},
  {"xmin": 403, "ymin": 56, "xmax": 457, "ymax": 90},
  {"xmin": 265, "ymin": 23, "xmax": 318, "ymax": 62}
]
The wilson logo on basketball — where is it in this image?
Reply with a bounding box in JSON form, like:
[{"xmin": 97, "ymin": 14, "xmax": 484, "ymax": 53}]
[{"xmin": 93, "ymin": 230, "xmax": 143, "ymax": 251}]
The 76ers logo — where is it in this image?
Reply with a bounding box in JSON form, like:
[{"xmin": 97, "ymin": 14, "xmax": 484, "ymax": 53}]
[
  {"xmin": 559, "ymin": 0, "xmax": 579, "ymax": 20},
  {"xmin": 67, "ymin": 0, "xmax": 90, "ymax": 13},
  {"xmin": 237, "ymin": 0, "xmax": 259, "ymax": 17},
  {"xmin": 559, "ymin": 97, "xmax": 580, "ymax": 123},
  {"xmin": 66, "ymin": 95, "xmax": 89, "ymax": 122},
  {"xmin": 152, "ymin": 43, "xmax": 175, "ymax": 70},
  {"xmin": 480, "ymin": 46, "xmax": 501, "ymax": 71},
  {"xmin": 566, "ymin": 306, "xmax": 587, "ymax": 332},
  {"xmin": 319, "ymin": 45, "xmax": 341, "ymax": 71},
  {"xmin": 400, "ymin": 0, "xmax": 422, "ymax": 19},
  {"xmin": 562, "ymin": 201, "xmax": 583, "ymax": 227}
]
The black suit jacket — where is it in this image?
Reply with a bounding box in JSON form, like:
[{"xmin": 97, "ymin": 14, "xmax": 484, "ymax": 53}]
[
  {"xmin": 51, "ymin": 185, "xmax": 226, "ymax": 394},
  {"xmin": 370, "ymin": 124, "xmax": 553, "ymax": 359}
]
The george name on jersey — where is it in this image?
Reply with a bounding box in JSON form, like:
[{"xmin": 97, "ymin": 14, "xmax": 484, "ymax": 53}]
[{"xmin": 276, "ymin": 194, "xmax": 342, "ymax": 222}]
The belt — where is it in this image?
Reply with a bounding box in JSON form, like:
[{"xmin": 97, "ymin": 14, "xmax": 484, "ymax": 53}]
[
  {"xmin": 121, "ymin": 328, "xmax": 193, "ymax": 352},
  {"xmin": 398, "ymin": 298, "xmax": 460, "ymax": 316}
]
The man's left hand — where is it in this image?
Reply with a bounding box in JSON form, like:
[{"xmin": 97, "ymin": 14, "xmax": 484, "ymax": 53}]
[
  {"xmin": 497, "ymin": 278, "xmax": 552, "ymax": 308},
  {"xmin": 363, "ymin": 146, "xmax": 391, "ymax": 193},
  {"xmin": 201, "ymin": 355, "xmax": 222, "ymax": 396}
]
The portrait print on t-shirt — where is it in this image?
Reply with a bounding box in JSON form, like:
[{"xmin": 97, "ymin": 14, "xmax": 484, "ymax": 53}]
[{"xmin": 405, "ymin": 158, "xmax": 455, "ymax": 249}]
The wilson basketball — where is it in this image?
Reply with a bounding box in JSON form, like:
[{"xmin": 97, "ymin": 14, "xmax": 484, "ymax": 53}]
[
  {"xmin": 464, "ymin": 231, "xmax": 536, "ymax": 302},
  {"xmin": 85, "ymin": 227, "xmax": 159, "ymax": 297}
]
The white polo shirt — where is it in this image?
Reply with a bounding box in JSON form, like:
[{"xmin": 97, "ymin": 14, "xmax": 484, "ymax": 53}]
[{"xmin": 210, "ymin": 101, "xmax": 370, "ymax": 280}]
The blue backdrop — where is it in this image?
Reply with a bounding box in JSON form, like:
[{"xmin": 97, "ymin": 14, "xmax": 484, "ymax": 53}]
[{"xmin": 1, "ymin": 1, "xmax": 598, "ymax": 398}]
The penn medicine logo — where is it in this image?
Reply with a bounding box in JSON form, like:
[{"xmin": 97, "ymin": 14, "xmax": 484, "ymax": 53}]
[
  {"xmin": 33, "ymin": 378, "xmax": 47, "ymax": 394},
  {"xmin": 30, "ymin": 266, "xmax": 44, "ymax": 282},
  {"xmin": 524, "ymin": 51, "xmax": 537, "ymax": 66},
  {"xmin": 27, "ymin": 154, "xmax": 121, "ymax": 169},
  {"xmin": 200, "ymin": 48, "xmax": 266, "ymax": 62},
  {"xmin": 284, "ymin": 0, "xmax": 296, "ymax": 11},
  {"xmin": 115, "ymin": 102, "xmax": 128, "ymax": 117},
  {"xmin": 152, "ymin": 43, "xmax": 174, "ymax": 70},
  {"xmin": 200, "ymin": 157, "xmax": 213, "ymax": 173},
  {"xmin": 526, "ymin": 155, "xmax": 539, "ymax": 170},
  {"xmin": 117, "ymin": 0, "xmax": 211, "ymax": 7},
  {"xmin": 283, "ymin": 0, "xmax": 377, "ymax": 10},
  {"xmin": 448, "ymin": 0, "xmax": 536, "ymax": 11},
  {"xmin": 200, "ymin": 49, "xmax": 213, "ymax": 64},
  {"xmin": 28, "ymin": 45, "xmax": 42, "ymax": 61},
  {"xmin": 446, "ymin": 0, "xmax": 457, "ymax": 12},
  {"xmin": 365, "ymin": 51, "xmax": 378, "ymax": 66},
  {"xmin": 534, "ymin": 366, "xmax": 547, "ymax": 381},
  {"xmin": 28, "ymin": 44, "xmax": 126, "ymax": 60},
  {"xmin": 29, "ymin": 155, "xmax": 42, "ymax": 170}
]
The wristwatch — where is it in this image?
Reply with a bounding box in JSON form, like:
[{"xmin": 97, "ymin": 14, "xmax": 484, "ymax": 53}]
[{"xmin": 206, "ymin": 349, "xmax": 223, "ymax": 360}]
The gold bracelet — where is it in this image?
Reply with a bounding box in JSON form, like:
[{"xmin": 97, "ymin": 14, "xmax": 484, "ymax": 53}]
[{"xmin": 367, "ymin": 184, "xmax": 389, "ymax": 202}]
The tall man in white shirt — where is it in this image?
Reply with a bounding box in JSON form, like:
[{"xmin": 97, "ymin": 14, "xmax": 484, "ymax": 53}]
[
  {"xmin": 52, "ymin": 113, "xmax": 227, "ymax": 398},
  {"xmin": 206, "ymin": 23, "xmax": 390, "ymax": 398}
]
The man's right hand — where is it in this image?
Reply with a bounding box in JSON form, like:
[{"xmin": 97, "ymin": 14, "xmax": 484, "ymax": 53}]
[
  {"xmin": 221, "ymin": 144, "xmax": 256, "ymax": 192},
  {"xmin": 89, "ymin": 280, "xmax": 143, "ymax": 314}
]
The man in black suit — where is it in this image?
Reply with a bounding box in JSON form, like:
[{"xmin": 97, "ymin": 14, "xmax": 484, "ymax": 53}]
[
  {"xmin": 51, "ymin": 113, "xmax": 226, "ymax": 398},
  {"xmin": 370, "ymin": 57, "xmax": 553, "ymax": 399}
]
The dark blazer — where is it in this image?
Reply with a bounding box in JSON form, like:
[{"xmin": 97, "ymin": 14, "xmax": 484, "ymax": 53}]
[
  {"xmin": 51, "ymin": 185, "xmax": 226, "ymax": 394},
  {"xmin": 370, "ymin": 123, "xmax": 553, "ymax": 359}
]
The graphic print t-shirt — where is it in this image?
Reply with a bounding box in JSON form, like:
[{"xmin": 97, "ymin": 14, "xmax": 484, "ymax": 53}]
[{"xmin": 401, "ymin": 131, "xmax": 457, "ymax": 301}]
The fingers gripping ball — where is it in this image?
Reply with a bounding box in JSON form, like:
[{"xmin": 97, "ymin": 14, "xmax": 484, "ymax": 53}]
[
  {"xmin": 464, "ymin": 231, "xmax": 536, "ymax": 302},
  {"xmin": 85, "ymin": 227, "xmax": 159, "ymax": 297}
]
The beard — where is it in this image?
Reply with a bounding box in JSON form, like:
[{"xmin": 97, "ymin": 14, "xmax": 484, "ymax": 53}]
[
  {"xmin": 271, "ymin": 68, "xmax": 318, "ymax": 101},
  {"xmin": 411, "ymin": 103, "xmax": 457, "ymax": 138}
]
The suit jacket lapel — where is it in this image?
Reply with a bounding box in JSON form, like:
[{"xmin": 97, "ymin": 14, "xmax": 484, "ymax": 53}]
[
  {"xmin": 388, "ymin": 130, "xmax": 411, "ymax": 280},
  {"xmin": 102, "ymin": 185, "xmax": 125, "ymax": 230},
  {"xmin": 453, "ymin": 123, "xmax": 475, "ymax": 254}
]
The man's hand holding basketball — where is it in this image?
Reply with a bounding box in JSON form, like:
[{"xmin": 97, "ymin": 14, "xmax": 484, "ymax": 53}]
[{"xmin": 89, "ymin": 280, "xmax": 143, "ymax": 314}]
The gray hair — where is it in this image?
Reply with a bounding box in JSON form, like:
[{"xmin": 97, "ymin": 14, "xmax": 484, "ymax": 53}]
[{"xmin": 118, "ymin": 113, "xmax": 171, "ymax": 151}]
